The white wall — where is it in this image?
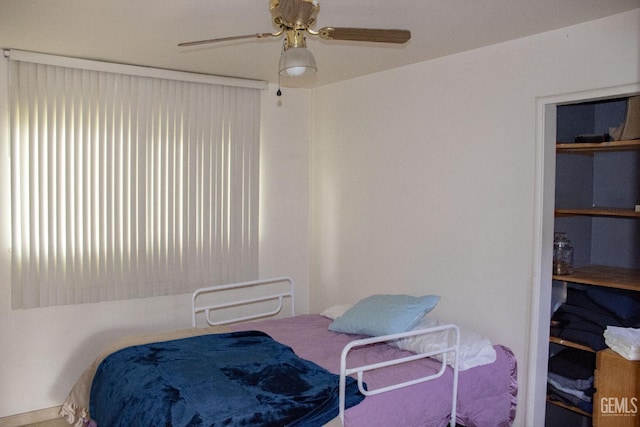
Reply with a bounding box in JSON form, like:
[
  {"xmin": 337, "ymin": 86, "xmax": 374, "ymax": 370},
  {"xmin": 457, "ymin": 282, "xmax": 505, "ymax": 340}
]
[
  {"xmin": 259, "ymin": 85, "xmax": 312, "ymax": 312},
  {"xmin": 0, "ymin": 62, "xmax": 312, "ymax": 416},
  {"xmin": 310, "ymin": 9, "xmax": 639, "ymax": 427}
]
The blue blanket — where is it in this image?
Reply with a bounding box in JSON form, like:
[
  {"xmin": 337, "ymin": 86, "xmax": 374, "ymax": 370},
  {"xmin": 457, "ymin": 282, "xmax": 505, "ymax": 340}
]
[{"xmin": 90, "ymin": 330, "xmax": 365, "ymax": 426}]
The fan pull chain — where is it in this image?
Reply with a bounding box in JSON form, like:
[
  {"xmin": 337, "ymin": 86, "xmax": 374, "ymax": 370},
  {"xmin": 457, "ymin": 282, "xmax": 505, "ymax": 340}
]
[
  {"xmin": 277, "ymin": 41, "xmax": 284, "ymax": 96},
  {"xmin": 277, "ymin": 73, "xmax": 282, "ymax": 96}
]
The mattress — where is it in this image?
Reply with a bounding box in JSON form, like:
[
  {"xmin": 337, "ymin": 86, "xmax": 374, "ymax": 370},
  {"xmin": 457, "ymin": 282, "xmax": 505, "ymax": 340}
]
[
  {"xmin": 60, "ymin": 315, "xmax": 517, "ymax": 427},
  {"xmin": 230, "ymin": 314, "xmax": 518, "ymax": 427}
]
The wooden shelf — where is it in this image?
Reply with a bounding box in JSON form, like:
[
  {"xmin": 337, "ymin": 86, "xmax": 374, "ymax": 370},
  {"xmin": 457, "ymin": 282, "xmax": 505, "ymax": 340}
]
[
  {"xmin": 547, "ymin": 397, "xmax": 592, "ymax": 418},
  {"xmin": 552, "ymin": 265, "xmax": 640, "ymax": 292},
  {"xmin": 555, "ymin": 207, "xmax": 640, "ymax": 218},
  {"xmin": 556, "ymin": 139, "xmax": 640, "ymax": 152},
  {"xmin": 549, "ymin": 336, "xmax": 596, "ymax": 353}
]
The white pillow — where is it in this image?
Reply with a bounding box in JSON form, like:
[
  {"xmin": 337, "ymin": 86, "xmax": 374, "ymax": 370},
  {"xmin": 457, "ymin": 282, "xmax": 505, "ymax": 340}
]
[
  {"xmin": 392, "ymin": 316, "xmax": 497, "ymax": 371},
  {"xmin": 320, "ymin": 304, "xmax": 353, "ymax": 320}
]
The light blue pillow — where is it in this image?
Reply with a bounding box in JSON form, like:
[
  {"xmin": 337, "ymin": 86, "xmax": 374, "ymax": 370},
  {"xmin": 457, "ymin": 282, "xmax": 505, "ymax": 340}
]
[{"xmin": 328, "ymin": 294, "xmax": 441, "ymax": 337}]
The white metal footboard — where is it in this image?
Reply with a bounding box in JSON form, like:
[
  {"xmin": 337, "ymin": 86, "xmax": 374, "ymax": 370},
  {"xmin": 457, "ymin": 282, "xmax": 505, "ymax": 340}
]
[{"xmin": 338, "ymin": 324, "xmax": 460, "ymax": 427}]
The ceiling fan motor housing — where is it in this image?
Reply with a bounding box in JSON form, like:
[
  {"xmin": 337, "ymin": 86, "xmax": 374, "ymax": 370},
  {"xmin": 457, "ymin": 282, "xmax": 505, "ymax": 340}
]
[
  {"xmin": 270, "ymin": 0, "xmax": 319, "ymax": 30},
  {"xmin": 284, "ymin": 29, "xmax": 308, "ymax": 49}
]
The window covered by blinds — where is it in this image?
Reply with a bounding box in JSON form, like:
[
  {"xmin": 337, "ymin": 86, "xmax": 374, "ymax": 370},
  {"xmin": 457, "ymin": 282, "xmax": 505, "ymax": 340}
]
[{"xmin": 8, "ymin": 52, "xmax": 261, "ymax": 309}]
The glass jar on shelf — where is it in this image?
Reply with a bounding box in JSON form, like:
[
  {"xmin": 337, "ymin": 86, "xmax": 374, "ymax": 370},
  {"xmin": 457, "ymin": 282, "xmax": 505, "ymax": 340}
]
[{"xmin": 553, "ymin": 232, "xmax": 574, "ymax": 275}]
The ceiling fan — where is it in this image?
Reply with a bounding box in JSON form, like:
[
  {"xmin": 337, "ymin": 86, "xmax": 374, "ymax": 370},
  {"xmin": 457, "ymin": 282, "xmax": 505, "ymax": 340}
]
[{"xmin": 178, "ymin": 0, "xmax": 411, "ymax": 78}]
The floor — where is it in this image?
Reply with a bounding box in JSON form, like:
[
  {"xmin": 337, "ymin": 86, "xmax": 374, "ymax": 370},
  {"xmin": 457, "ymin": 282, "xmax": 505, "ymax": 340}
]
[{"xmin": 22, "ymin": 419, "xmax": 69, "ymax": 427}]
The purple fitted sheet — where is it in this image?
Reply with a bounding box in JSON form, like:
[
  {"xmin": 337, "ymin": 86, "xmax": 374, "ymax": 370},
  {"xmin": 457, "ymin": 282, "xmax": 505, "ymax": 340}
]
[{"xmin": 230, "ymin": 314, "xmax": 517, "ymax": 427}]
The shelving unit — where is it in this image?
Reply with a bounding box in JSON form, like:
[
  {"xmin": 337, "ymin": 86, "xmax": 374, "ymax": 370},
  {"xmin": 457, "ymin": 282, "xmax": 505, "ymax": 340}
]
[{"xmin": 546, "ymin": 97, "xmax": 640, "ymax": 427}]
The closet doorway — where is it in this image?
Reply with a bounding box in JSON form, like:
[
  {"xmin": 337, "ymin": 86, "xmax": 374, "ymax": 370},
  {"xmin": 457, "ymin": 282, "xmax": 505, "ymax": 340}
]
[{"xmin": 528, "ymin": 82, "xmax": 640, "ymax": 427}]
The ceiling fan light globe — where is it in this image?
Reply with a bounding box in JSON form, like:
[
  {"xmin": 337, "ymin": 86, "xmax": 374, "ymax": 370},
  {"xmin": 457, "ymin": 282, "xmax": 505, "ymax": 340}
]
[
  {"xmin": 286, "ymin": 66, "xmax": 308, "ymax": 77},
  {"xmin": 279, "ymin": 47, "xmax": 317, "ymax": 77}
]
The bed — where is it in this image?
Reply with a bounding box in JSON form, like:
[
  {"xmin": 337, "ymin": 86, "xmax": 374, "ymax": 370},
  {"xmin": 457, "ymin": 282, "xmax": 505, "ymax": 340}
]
[{"xmin": 60, "ymin": 277, "xmax": 517, "ymax": 427}]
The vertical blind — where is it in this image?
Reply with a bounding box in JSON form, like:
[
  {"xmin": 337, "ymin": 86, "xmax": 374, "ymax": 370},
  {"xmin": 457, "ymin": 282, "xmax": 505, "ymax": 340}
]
[{"xmin": 8, "ymin": 52, "xmax": 262, "ymax": 309}]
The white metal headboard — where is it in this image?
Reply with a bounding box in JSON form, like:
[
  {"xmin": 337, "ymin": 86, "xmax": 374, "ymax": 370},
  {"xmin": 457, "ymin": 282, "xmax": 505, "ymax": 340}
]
[{"xmin": 191, "ymin": 276, "xmax": 294, "ymax": 327}]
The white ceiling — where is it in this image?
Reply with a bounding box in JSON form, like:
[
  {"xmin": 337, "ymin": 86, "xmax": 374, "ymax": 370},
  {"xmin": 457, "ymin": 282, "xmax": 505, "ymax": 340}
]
[{"xmin": 1, "ymin": 0, "xmax": 639, "ymax": 88}]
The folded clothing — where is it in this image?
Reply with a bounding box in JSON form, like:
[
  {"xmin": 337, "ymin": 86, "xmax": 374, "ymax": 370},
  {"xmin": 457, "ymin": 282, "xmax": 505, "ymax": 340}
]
[
  {"xmin": 547, "ymin": 372, "xmax": 593, "ymax": 391},
  {"xmin": 548, "ymin": 348, "xmax": 595, "ymax": 381},
  {"xmin": 547, "ymin": 376, "xmax": 593, "ymax": 402},
  {"xmin": 586, "ymin": 288, "xmax": 640, "ymax": 322},
  {"xmin": 547, "ymin": 348, "xmax": 596, "ymax": 414},
  {"xmin": 604, "ymin": 326, "xmax": 640, "ymax": 360},
  {"xmin": 558, "ymin": 327, "xmax": 607, "ymax": 351},
  {"xmin": 547, "ymin": 383, "xmax": 593, "ymax": 414},
  {"xmin": 552, "ymin": 286, "xmax": 640, "ymax": 351}
]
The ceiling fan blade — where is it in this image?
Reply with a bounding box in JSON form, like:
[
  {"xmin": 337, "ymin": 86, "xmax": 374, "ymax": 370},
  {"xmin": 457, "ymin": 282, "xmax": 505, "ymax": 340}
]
[
  {"xmin": 317, "ymin": 27, "xmax": 411, "ymax": 44},
  {"xmin": 178, "ymin": 32, "xmax": 276, "ymax": 47}
]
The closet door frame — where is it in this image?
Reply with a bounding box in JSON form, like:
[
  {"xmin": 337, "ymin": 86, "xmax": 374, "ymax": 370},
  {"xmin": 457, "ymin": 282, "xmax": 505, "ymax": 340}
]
[{"xmin": 528, "ymin": 82, "xmax": 640, "ymax": 427}]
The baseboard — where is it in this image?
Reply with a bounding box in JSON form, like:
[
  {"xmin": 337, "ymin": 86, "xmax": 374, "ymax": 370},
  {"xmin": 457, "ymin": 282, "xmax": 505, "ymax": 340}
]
[{"xmin": 0, "ymin": 406, "xmax": 61, "ymax": 427}]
